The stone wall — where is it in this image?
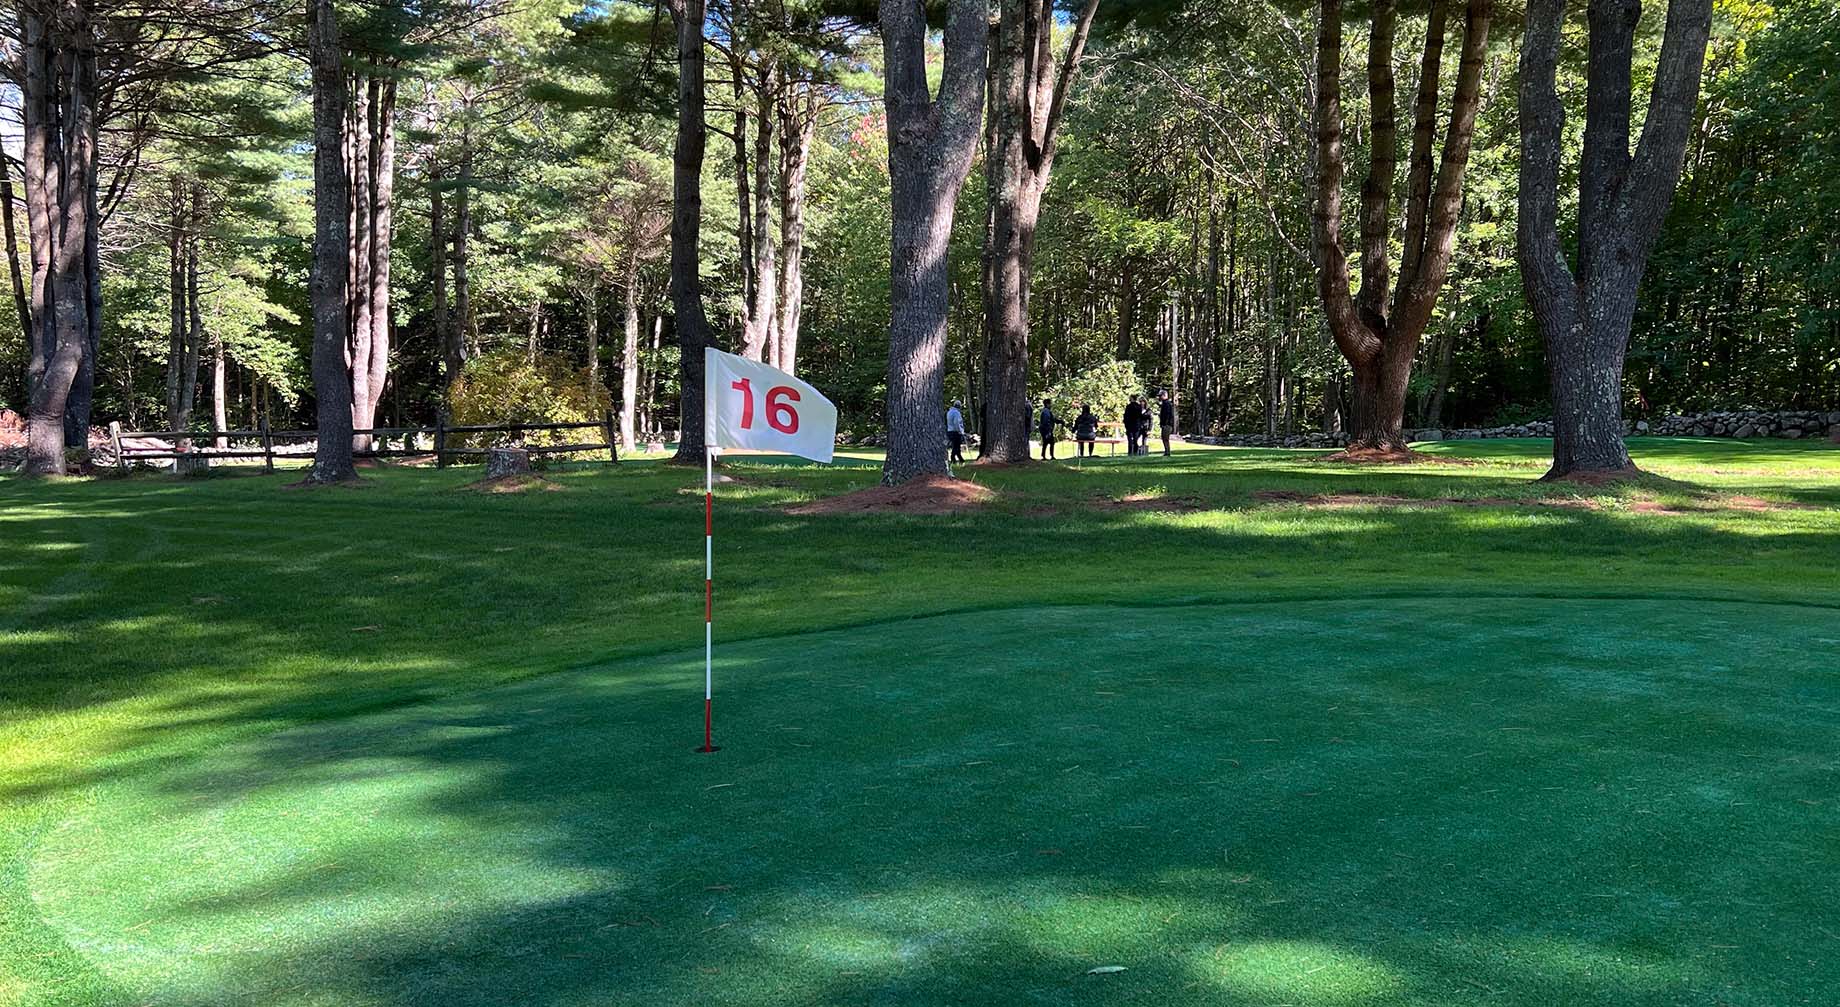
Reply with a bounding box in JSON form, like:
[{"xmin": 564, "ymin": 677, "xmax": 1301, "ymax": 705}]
[{"xmin": 1189, "ymin": 410, "xmax": 1840, "ymax": 450}]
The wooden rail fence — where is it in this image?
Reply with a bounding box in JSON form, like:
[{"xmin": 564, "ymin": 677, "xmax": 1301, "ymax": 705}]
[{"xmin": 109, "ymin": 414, "xmax": 622, "ymax": 473}]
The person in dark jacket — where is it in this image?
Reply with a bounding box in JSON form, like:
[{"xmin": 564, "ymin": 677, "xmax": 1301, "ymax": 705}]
[
  {"xmin": 1157, "ymin": 389, "xmax": 1176, "ymax": 456},
  {"xmin": 1122, "ymin": 396, "xmax": 1145, "ymax": 455},
  {"xmin": 1073, "ymin": 403, "xmax": 1099, "ymax": 457},
  {"xmin": 1038, "ymin": 399, "xmax": 1063, "ymax": 459}
]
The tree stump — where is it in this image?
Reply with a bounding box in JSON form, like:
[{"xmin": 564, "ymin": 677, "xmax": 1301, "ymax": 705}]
[{"xmin": 485, "ymin": 447, "xmax": 531, "ymax": 478}]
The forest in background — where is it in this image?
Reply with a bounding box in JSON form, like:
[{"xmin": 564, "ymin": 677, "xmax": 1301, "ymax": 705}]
[{"xmin": 1, "ymin": 0, "xmax": 1835, "ymax": 472}]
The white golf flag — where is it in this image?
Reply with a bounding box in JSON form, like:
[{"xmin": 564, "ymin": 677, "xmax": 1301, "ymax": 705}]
[{"xmin": 703, "ymin": 347, "xmax": 837, "ymax": 463}]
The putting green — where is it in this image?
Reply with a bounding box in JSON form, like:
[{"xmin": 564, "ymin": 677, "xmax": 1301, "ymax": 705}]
[{"xmin": 27, "ymin": 600, "xmax": 1840, "ymax": 1006}]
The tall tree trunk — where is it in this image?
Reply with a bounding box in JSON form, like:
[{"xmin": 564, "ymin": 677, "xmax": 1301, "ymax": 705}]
[
  {"xmin": 67, "ymin": 97, "xmax": 100, "ymax": 449},
  {"xmin": 453, "ymin": 125, "xmax": 476, "ymax": 366},
  {"xmin": 304, "ymin": 0, "xmax": 356, "ymax": 483},
  {"xmin": 212, "ymin": 334, "xmax": 227, "ymax": 449},
  {"xmin": 620, "ymin": 252, "xmax": 641, "ymax": 452},
  {"xmin": 1200, "ymin": 174, "xmax": 1221, "ymax": 433},
  {"xmin": 344, "ymin": 74, "xmax": 374, "ymax": 451},
  {"xmin": 1518, "ymin": 0, "xmax": 1711, "ymax": 479},
  {"xmin": 20, "ymin": 7, "xmax": 58, "ymax": 423},
  {"xmin": 978, "ymin": 0, "xmax": 1099, "ymax": 464},
  {"xmin": 355, "ymin": 73, "xmax": 395, "ymax": 451},
  {"xmin": 667, "ymin": 0, "xmax": 713, "ymax": 463},
  {"xmin": 430, "ymin": 163, "xmax": 455, "ymax": 390},
  {"xmin": 584, "ymin": 281, "xmax": 600, "ymax": 387},
  {"xmin": 880, "ymin": 0, "xmax": 987, "ymax": 485},
  {"xmin": 1312, "ymin": 0, "xmax": 1492, "ymax": 456},
  {"xmin": 24, "ymin": 2, "xmax": 94, "ymax": 476},
  {"xmin": 746, "ymin": 66, "xmax": 777, "ymax": 363},
  {"xmin": 774, "ymin": 76, "xmax": 816, "ymax": 374},
  {"xmin": 644, "ymin": 313, "xmax": 662, "ymax": 439},
  {"xmin": 178, "ymin": 222, "xmax": 202, "ymax": 444},
  {"xmin": 164, "ymin": 184, "xmax": 184, "ymax": 427},
  {"xmin": 728, "ymin": 45, "xmax": 753, "ymax": 335},
  {"xmin": 0, "ymin": 147, "xmax": 29, "ymax": 348}
]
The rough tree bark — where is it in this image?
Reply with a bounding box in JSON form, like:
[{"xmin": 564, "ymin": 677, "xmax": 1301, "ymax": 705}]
[
  {"xmin": 0, "ymin": 149, "xmax": 29, "ymax": 348},
  {"xmin": 179, "ymin": 227, "xmax": 201, "ymax": 440},
  {"xmin": 1518, "ymin": 0, "xmax": 1712, "ymax": 479},
  {"xmin": 211, "ymin": 332, "xmax": 226, "ymax": 449},
  {"xmin": 21, "ymin": 8, "xmax": 55, "ymax": 407},
  {"xmin": 620, "ymin": 252, "xmax": 641, "ymax": 452},
  {"xmin": 354, "ymin": 72, "xmax": 395, "ymax": 451},
  {"xmin": 1312, "ymin": 0, "xmax": 1492, "ymax": 456},
  {"xmin": 667, "ymin": 0, "xmax": 713, "ymax": 463},
  {"xmin": 453, "ymin": 124, "xmax": 476, "ymax": 365},
  {"xmin": 23, "ymin": 0, "xmax": 95, "ymax": 475},
  {"xmin": 303, "ymin": 0, "xmax": 357, "ymax": 484},
  {"xmin": 430, "ymin": 161, "xmax": 461, "ymax": 389},
  {"xmin": 344, "ymin": 77, "xmax": 373, "ymax": 445},
  {"xmin": 164, "ymin": 182, "xmax": 184, "ymax": 427},
  {"xmin": 744, "ymin": 61, "xmax": 777, "ymax": 363},
  {"xmin": 978, "ymin": 0, "xmax": 1100, "ymax": 463},
  {"xmin": 65, "ymin": 91, "xmax": 99, "ymax": 449},
  {"xmin": 773, "ymin": 72, "xmax": 817, "ymax": 375},
  {"xmin": 727, "ymin": 44, "xmax": 753, "ymax": 333},
  {"xmin": 880, "ymin": 0, "xmax": 987, "ymax": 484}
]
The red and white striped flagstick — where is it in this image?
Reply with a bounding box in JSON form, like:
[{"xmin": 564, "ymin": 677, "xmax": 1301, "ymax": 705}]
[{"xmin": 699, "ymin": 445, "xmax": 719, "ymax": 753}]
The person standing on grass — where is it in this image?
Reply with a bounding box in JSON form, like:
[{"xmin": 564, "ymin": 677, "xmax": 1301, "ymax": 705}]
[
  {"xmin": 1038, "ymin": 399, "xmax": 1063, "ymax": 460},
  {"xmin": 1158, "ymin": 389, "xmax": 1175, "ymax": 456},
  {"xmin": 945, "ymin": 400, "xmax": 966, "ymax": 464},
  {"xmin": 1074, "ymin": 403, "xmax": 1098, "ymax": 458},
  {"xmin": 1123, "ymin": 395, "xmax": 1145, "ymax": 455}
]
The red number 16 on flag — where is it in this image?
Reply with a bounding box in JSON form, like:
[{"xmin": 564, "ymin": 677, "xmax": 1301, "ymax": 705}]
[{"xmin": 729, "ymin": 378, "xmax": 801, "ymax": 434}]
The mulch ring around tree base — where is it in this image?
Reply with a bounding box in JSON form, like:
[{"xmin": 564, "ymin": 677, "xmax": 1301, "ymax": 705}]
[
  {"xmin": 1315, "ymin": 446, "xmax": 1486, "ymax": 465},
  {"xmin": 1251, "ymin": 490, "xmax": 1820, "ymax": 514},
  {"xmin": 461, "ymin": 473, "xmax": 564, "ymax": 494},
  {"xmin": 1095, "ymin": 492, "xmax": 1205, "ymax": 513},
  {"xmin": 787, "ymin": 474, "xmax": 995, "ymax": 516}
]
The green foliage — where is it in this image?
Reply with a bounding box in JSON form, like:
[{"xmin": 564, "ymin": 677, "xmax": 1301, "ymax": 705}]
[
  {"xmin": 1048, "ymin": 359, "xmax": 1143, "ymax": 429},
  {"xmin": 448, "ymin": 349, "xmax": 611, "ymax": 446}
]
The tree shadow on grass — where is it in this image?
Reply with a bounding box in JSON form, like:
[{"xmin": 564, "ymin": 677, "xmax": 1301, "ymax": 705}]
[
  {"xmin": 25, "ymin": 601, "xmax": 1840, "ymax": 1006},
  {"xmin": 2, "ymin": 466, "xmax": 1838, "ymax": 806}
]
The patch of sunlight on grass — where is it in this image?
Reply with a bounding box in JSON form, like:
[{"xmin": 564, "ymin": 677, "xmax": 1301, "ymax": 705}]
[
  {"xmin": 777, "ymin": 925, "xmax": 905, "ymax": 968},
  {"xmin": 1500, "ymin": 934, "xmax": 1705, "ymax": 985},
  {"xmin": 1197, "ymin": 512, "xmax": 1393, "ymax": 536},
  {"xmin": 1013, "ymin": 891, "xmax": 1233, "ymax": 947},
  {"xmin": 0, "ymin": 629, "xmax": 76, "ymax": 648},
  {"xmin": 1195, "ymin": 939, "xmax": 1404, "ymax": 1003}
]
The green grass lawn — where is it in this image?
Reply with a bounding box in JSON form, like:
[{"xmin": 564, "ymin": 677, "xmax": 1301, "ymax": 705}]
[{"xmin": 3, "ymin": 439, "xmax": 1838, "ymax": 1005}]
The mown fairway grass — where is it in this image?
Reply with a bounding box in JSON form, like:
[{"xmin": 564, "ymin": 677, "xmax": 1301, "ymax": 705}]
[{"xmin": 2, "ymin": 438, "xmax": 1838, "ymax": 1005}]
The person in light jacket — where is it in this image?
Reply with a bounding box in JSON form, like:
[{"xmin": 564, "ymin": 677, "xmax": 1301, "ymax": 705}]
[{"xmin": 945, "ymin": 401, "xmax": 966, "ymax": 463}]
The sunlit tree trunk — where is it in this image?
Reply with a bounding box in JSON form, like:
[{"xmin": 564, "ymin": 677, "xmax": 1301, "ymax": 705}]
[
  {"xmin": 774, "ymin": 73, "xmax": 816, "ymax": 375},
  {"xmin": 1312, "ymin": 0, "xmax": 1492, "ymax": 457},
  {"xmin": 979, "ymin": 0, "xmax": 1099, "ymax": 464},
  {"xmin": 1518, "ymin": 0, "xmax": 1712, "ymax": 479},
  {"xmin": 23, "ymin": 1, "xmax": 96, "ymax": 475},
  {"xmin": 0, "ymin": 145, "xmax": 28, "ymax": 349},
  {"xmin": 880, "ymin": 0, "xmax": 987, "ymax": 484},
  {"xmin": 745, "ymin": 63, "xmax": 776, "ymax": 363},
  {"xmin": 304, "ymin": 0, "xmax": 356, "ymax": 484},
  {"xmin": 666, "ymin": 0, "xmax": 713, "ymax": 463},
  {"xmin": 620, "ymin": 251, "xmax": 641, "ymax": 452}
]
